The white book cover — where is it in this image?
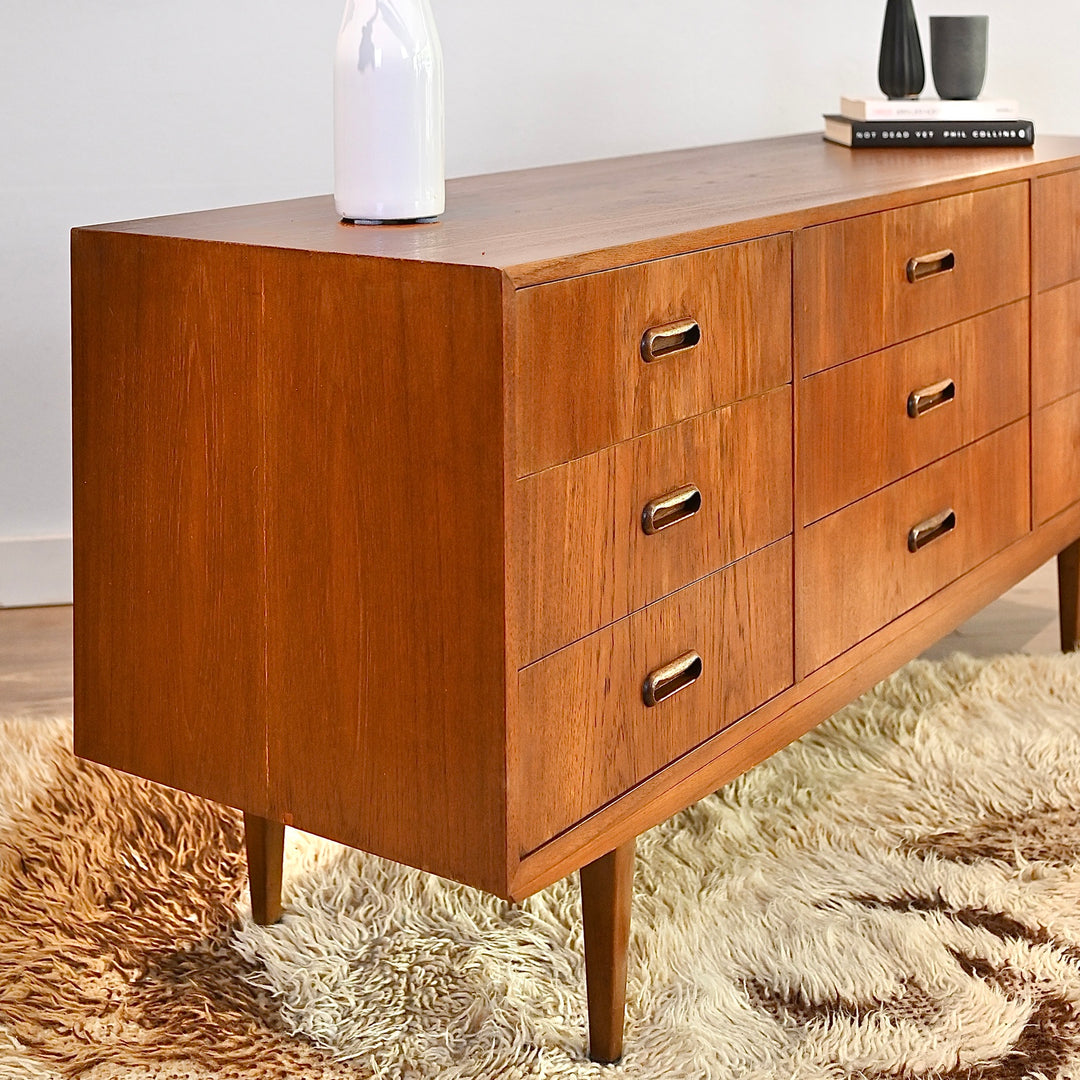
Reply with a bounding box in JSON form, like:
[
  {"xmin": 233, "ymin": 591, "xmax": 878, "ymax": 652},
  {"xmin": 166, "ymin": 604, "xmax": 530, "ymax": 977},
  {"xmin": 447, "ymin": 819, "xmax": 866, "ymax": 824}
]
[{"xmin": 841, "ymin": 96, "xmax": 1019, "ymax": 121}]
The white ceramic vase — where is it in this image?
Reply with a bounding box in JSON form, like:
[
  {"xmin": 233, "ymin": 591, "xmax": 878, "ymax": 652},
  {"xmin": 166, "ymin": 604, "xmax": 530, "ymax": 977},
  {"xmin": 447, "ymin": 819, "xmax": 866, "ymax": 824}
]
[{"xmin": 334, "ymin": 0, "xmax": 445, "ymax": 224}]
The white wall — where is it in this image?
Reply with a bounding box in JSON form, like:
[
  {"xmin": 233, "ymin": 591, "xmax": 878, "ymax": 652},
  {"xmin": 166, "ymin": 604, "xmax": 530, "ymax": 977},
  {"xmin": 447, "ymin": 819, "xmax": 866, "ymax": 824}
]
[{"xmin": 2, "ymin": 0, "xmax": 1078, "ymax": 604}]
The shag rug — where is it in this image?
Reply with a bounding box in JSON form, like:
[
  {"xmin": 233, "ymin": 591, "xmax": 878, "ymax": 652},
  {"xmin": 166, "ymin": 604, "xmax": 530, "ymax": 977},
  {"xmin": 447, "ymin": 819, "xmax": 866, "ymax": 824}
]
[{"xmin": 6, "ymin": 655, "xmax": 1080, "ymax": 1079}]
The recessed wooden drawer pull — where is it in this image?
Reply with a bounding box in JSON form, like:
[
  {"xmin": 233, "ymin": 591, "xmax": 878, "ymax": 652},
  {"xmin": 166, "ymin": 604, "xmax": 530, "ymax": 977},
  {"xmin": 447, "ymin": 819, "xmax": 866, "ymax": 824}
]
[
  {"xmin": 640, "ymin": 318, "xmax": 701, "ymax": 362},
  {"xmin": 642, "ymin": 650, "xmax": 702, "ymax": 707},
  {"xmin": 641, "ymin": 484, "xmax": 702, "ymax": 535},
  {"xmin": 906, "ymin": 249, "xmax": 956, "ymax": 283},
  {"xmin": 907, "ymin": 378, "xmax": 956, "ymax": 418},
  {"xmin": 907, "ymin": 507, "xmax": 957, "ymax": 552}
]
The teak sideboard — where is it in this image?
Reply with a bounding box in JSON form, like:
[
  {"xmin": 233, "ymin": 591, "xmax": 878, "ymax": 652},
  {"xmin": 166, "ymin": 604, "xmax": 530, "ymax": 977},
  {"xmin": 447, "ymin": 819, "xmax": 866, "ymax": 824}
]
[{"xmin": 72, "ymin": 132, "xmax": 1080, "ymax": 1062}]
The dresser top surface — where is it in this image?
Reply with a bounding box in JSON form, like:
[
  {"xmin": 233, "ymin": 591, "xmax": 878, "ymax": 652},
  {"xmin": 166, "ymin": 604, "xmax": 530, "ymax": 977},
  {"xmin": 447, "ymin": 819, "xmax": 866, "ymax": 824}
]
[{"xmin": 80, "ymin": 131, "xmax": 1080, "ymax": 286}]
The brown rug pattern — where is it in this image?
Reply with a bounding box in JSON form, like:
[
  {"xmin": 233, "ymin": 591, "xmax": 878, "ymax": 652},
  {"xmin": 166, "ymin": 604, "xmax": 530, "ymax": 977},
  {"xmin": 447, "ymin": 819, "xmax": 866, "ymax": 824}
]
[
  {"xmin": 4, "ymin": 653, "xmax": 1080, "ymax": 1078},
  {"xmin": 0, "ymin": 735, "xmax": 353, "ymax": 1079}
]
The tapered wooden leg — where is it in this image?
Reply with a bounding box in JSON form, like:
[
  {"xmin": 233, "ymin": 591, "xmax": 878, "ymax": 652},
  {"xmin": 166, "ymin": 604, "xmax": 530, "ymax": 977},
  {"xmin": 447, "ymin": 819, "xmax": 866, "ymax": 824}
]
[
  {"xmin": 1058, "ymin": 539, "xmax": 1080, "ymax": 652},
  {"xmin": 243, "ymin": 812, "xmax": 285, "ymax": 925},
  {"xmin": 579, "ymin": 838, "xmax": 635, "ymax": 1064}
]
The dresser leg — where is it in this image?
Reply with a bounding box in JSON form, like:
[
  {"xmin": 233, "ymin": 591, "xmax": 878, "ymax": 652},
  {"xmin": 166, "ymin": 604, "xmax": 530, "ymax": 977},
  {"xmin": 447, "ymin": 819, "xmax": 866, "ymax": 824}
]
[
  {"xmin": 243, "ymin": 812, "xmax": 285, "ymax": 925},
  {"xmin": 1058, "ymin": 539, "xmax": 1080, "ymax": 652},
  {"xmin": 579, "ymin": 838, "xmax": 635, "ymax": 1064}
]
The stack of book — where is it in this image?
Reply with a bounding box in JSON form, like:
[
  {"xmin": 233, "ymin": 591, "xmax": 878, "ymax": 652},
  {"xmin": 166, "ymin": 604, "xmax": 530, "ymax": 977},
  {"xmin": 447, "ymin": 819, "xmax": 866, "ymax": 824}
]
[{"xmin": 824, "ymin": 96, "xmax": 1034, "ymax": 148}]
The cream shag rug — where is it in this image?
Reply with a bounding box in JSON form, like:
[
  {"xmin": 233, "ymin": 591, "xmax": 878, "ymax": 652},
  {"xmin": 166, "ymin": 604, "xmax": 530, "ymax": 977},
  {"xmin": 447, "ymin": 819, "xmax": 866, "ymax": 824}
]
[{"xmin": 5, "ymin": 654, "xmax": 1080, "ymax": 1078}]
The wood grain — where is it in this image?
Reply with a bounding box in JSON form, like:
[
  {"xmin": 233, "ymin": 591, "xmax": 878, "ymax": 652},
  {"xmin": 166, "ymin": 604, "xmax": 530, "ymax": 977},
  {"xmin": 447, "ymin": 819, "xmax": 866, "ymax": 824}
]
[
  {"xmin": 259, "ymin": 254, "xmax": 511, "ymax": 895},
  {"xmin": 244, "ymin": 813, "xmax": 285, "ymax": 925},
  {"xmin": 513, "ymin": 235, "xmax": 791, "ymax": 475},
  {"xmin": 798, "ymin": 420, "xmax": 1030, "ymax": 676},
  {"xmin": 1033, "ymin": 168, "xmax": 1080, "ymax": 291},
  {"xmin": 580, "ymin": 840, "xmax": 635, "ymax": 1064},
  {"xmin": 73, "ymin": 232, "xmax": 513, "ymax": 895},
  {"xmin": 796, "ymin": 182, "xmax": 1030, "ymax": 374},
  {"xmin": 511, "ymin": 387, "xmax": 792, "ymax": 666},
  {"xmin": 1034, "ymin": 391, "xmax": 1080, "ymax": 526},
  {"xmin": 1033, "ymin": 279, "xmax": 1080, "ymax": 408},
  {"xmin": 72, "ymin": 232, "xmax": 270, "ymax": 814},
  {"xmin": 82, "ymin": 134, "xmax": 1080, "ymax": 288},
  {"xmin": 515, "ymin": 539, "xmax": 792, "ymax": 854},
  {"xmin": 798, "ymin": 302, "xmax": 1029, "ymax": 524}
]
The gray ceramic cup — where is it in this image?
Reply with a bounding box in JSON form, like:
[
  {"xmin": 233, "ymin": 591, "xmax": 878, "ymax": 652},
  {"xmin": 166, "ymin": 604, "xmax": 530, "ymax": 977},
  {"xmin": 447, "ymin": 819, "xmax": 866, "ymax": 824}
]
[{"xmin": 931, "ymin": 16, "xmax": 989, "ymax": 100}]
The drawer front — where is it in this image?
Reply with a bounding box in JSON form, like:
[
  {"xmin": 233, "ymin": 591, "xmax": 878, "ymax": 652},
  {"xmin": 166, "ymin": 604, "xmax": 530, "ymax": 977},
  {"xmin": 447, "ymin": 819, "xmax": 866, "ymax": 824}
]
[
  {"xmin": 1034, "ymin": 391, "xmax": 1080, "ymax": 524},
  {"xmin": 1033, "ymin": 280, "xmax": 1080, "ymax": 408},
  {"xmin": 515, "ymin": 538, "xmax": 793, "ymax": 853},
  {"xmin": 1034, "ymin": 170, "xmax": 1080, "ymax": 291},
  {"xmin": 799, "ymin": 302, "xmax": 1029, "ymax": 524},
  {"xmin": 512, "ymin": 387, "xmax": 792, "ymax": 666},
  {"xmin": 797, "ymin": 420, "xmax": 1030, "ymax": 676},
  {"xmin": 796, "ymin": 183, "xmax": 1029, "ymax": 374},
  {"xmin": 513, "ymin": 234, "xmax": 792, "ymax": 476}
]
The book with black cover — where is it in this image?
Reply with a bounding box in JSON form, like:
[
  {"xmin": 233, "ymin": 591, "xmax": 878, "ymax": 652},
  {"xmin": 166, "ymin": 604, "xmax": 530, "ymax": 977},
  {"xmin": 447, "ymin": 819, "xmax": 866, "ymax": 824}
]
[{"xmin": 824, "ymin": 115, "xmax": 1034, "ymax": 148}]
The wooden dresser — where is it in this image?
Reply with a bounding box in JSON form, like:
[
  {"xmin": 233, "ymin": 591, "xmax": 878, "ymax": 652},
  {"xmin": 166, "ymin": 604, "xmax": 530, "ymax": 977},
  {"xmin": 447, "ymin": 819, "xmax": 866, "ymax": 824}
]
[{"xmin": 72, "ymin": 133, "xmax": 1080, "ymax": 1062}]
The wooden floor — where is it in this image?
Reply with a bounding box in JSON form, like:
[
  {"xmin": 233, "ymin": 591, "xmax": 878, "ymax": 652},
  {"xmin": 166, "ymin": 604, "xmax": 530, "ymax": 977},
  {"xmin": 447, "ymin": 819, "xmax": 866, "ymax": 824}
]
[
  {"xmin": 0, "ymin": 604, "xmax": 73, "ymax": 718},
  {"xmin": 919, "ymin": 556, "xmax": 1062, "ymax": 660},
  {"xmin": 0, "ymin": 558, "xmax": 1064, "ymax": 719}
]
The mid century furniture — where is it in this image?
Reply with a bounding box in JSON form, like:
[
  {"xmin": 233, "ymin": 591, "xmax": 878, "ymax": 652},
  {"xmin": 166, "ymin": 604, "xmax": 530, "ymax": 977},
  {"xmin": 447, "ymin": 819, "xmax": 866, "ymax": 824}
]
[{"xmin": 72, "ymin": 133, "xmax": 1080, "ymax": 1063}]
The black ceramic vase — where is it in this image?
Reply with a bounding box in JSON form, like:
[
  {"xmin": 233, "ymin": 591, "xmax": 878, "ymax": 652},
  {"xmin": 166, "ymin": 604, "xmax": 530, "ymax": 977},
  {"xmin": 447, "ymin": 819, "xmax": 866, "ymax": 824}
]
[{"xmin": 878, "ymin": 0, "xmax": 925, "ymax": 99}]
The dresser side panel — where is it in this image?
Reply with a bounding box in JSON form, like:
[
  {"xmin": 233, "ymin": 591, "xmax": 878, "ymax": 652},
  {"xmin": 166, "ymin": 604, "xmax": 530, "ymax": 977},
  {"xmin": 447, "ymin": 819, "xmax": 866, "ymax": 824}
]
[
  {"xmin": 261, "ymin": 254, "xmax": 510, "ymax": 895},
  {"xmin": 71, "ymin": 231, "xmax": 270, "ymax": 813}
]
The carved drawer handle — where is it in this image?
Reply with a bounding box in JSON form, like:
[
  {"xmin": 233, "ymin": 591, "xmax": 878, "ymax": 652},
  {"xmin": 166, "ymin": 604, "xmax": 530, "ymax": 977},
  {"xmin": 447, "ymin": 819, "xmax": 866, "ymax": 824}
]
[
  {"xmin": 908, "ymin": 508, "xmax": 957, "ymax": 552},
  {"xmin": 906, "ymin": 249, "xmax": 956, "ymax": 283},
  {"xmin": 641, "ymin": 484, "xmax": 702, "ymax": 535},
  {"xmin": 640, "ymin": 318, "xmax": 701, "ymax": 362},
  {"xmin": 907, "ymin": 378, "xmax": 956, "ymax": 418},
  {"xmin": 643, "ymin": 651, "xmax": 702, "ymax": 707}
]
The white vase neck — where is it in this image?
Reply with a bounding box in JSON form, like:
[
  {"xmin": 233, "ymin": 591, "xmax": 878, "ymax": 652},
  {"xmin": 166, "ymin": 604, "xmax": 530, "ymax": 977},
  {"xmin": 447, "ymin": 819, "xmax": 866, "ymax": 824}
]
[{"xmin": 341, "ymin": 0, "xmax": 439, "ymax": 57}]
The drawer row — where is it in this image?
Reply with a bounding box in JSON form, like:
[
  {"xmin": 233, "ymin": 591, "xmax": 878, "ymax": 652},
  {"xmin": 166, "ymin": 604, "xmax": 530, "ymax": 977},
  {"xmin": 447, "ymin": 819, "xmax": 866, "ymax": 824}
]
[
  {"xmin": 517, "ymin": 419, "xmax": 1032, "ymax": 851},
  {"xmin": 511, "ymin": 168, "xmax": 1080, "ymax": 858},
  {"xmin": 515, "ymin": 298, "xmax": 1034, "ymax": 669},
  {"xmin": 513, "ymin": 182, "xmax": 1033, "ymax": 479}
]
